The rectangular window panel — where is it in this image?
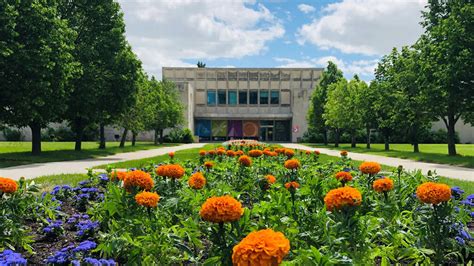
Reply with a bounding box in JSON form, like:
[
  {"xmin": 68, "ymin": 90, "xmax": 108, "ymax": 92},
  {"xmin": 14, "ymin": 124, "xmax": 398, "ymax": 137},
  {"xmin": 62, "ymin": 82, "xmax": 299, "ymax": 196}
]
[
  {"xmin": 239, "ymin": 90, "xmax": 248, "ymax": 105},
  {"xmin": 259, "ymin": 90, "xmax": 269, "ymax": 105},
  {"xmin": 249, "ymin": 90, "xmax": 258, "ymax": 104},
  {"xmin": 218, "ymin": 90, "xmax": 226, "ymax": 105},
  {"xmin": 228, "ymin": 90, "xmax": 237, "ymax": 105},
  {"xmin": 270, "ymin": 90, "xmax": 279, "ymax": 104},
  {"xmin": 207, "ymin": 90, "xmax": 216, "ymax": 106}
]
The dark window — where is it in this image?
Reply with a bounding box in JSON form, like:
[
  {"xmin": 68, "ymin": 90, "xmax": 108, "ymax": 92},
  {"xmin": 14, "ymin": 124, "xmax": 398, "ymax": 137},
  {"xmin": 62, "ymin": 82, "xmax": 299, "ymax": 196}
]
[
  {"xmin": 207, "ymin": 90, "xmax": 216, "ymax": 106},
  {"xmin": 270, "ymin": 90, "xmax": 279, "ymax": 104},
  {"xmin": 228, "ymin": 90, "xmax": 237, "ymax": 105},
  {"xmin": 218, "ymin": 90, "xmax": 226, "ymax": 105},
  {"xmin": 260, "ymin": 90, "xmax": 269, "ymax": 105},
  {"xmin": 239, "ymin": 91, "xmax": 248, "ymax": 105},
  {"xmin": 249, "ymin": 90, "xmax": 258, "ymax": 104}
]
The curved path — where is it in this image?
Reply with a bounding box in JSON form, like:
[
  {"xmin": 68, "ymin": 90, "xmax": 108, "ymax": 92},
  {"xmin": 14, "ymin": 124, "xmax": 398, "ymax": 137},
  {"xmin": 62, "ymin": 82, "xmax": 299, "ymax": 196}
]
[
  {"xmin": 281, "ymin": 143, "xmax": 474, "ymax": 181},
  {"xmin": 0, "ymin": 143, "xmax": 206, "ymax": 180}
]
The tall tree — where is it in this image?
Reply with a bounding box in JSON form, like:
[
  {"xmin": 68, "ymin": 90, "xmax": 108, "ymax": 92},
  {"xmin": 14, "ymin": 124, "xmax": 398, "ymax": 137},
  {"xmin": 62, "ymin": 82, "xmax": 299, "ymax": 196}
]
[
  {"xmin": 418, "ymin": 0, "xmax": 474, "ymax": 155},
  {"xmin": 307, "ymin": 61, "xmax": 344, "ymax": 145},
  {"xmin": 0, "ymin": 0, "xmax": 77, "ymax": 154},
  {"xmin": 359, "ymin": 80, "xmax": 379, "ymax": 149}
]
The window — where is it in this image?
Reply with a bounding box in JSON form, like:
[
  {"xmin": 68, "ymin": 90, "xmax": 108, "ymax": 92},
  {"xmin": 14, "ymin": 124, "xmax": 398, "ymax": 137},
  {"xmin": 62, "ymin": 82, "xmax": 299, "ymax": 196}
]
[
  {"xmin": 259, "ymin": 90, "xmax": 269, "ymax": 105},
  {"xmin": 228, "ymin": 90, "xmax": 237, "ymax": 105},
  {"xmin": 207, "ymin": 90, "xmax": 216, "ymax": 106},
  {"xmin": 239, "ymin": 90, "xmax": 248, "ymax": 105},
  {"xmin": 218, "ymin": 90, "xmax": 226, "ymax": 105},
  {"xmin": 270, "ymin": 90, "xmax": 279, "ymax": 104},
  {"xmin": 249, "ymin": 90, "xmax": 258, "ymax": 104}
]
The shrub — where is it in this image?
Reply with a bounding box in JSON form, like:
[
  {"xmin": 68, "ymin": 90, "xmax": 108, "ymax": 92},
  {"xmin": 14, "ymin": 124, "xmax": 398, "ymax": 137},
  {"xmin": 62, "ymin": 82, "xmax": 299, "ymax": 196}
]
[{"xmin": 2, "ymin": 127, "xmax": 24, "ymax": 141}]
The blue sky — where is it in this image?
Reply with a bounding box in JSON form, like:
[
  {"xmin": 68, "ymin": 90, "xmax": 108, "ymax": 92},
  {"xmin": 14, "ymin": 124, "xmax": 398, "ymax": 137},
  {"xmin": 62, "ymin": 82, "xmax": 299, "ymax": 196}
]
[{"xmin": 119, "ymin": 0, "xmax": 426, "ymax": 81}]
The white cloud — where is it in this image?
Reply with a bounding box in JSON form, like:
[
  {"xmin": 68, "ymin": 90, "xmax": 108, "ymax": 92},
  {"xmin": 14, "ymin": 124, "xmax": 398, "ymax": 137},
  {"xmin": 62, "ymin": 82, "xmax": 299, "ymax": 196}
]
[
  {"xmin": 298, "ymin": 4, "xmax": 316, "ymax": 14},
  {"xmin": 275, "ymin": 56, "xmax": 378, "ymax": 79},
  {"xmin": 297, "ymin": 0, "xmax": 426, "ymax": 55},
  {"xmin": 119, "ymin": 0, "xmax": 284, "ymax": 78}
]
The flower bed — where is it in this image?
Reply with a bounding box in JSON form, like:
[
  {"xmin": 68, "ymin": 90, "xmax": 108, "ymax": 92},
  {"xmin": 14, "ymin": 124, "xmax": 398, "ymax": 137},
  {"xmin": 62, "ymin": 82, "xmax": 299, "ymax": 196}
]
[{"xmin": 0, "ymin": 146, "xmax": 472, "ymax": 265}]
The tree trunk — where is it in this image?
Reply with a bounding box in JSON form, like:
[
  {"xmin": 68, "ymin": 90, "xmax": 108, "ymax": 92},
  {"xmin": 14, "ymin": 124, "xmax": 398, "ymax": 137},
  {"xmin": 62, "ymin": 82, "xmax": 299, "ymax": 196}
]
[
  {"xmin": 120, "ymin": 128, "xmax": 128, "ymax": 148},
  {"xmin": 412, "ymin": 126, "xmax": 419, "ymax": 153},
  {"xmin": 323, "ymin": 128, "xmax": 328, "ymax": 146},
  {"xmin": 350, "ymin": 129, "xmax": 356, "ymax": 148},
  {"xmin": 154, "ymin": 130, "xmax": 158, "ymax": 145},
  {"xmin": 132, "ymin": 131, "xmax": 137, "ymax": 146},
  {"xmin": 30, "ymin": 122, "xmax": 42, "ymax": 155},
  {"xmin": 446, "ymin": 115, "xmax": 457, "ymax": 156},
  {"xmin": 366, "ymin": 126, "xmax": 371, "ymax": 149},
  {"xmin": 384, "ymin": 133, "xmax": 390, "ymax": 151},
  {"xmin": 74, "ymin": 118, "xmax": 84, "ymax": 151},
  {"xmin": 99, "ymin": 123, "xmax": 106, "ymax": 149},
  {"xmin": 159, "ymin": 129, "xmax": 164, "ymax": 144},
  {"xmin": 334, "ymin": 129, "xmax": 340, "ymax": 148}
]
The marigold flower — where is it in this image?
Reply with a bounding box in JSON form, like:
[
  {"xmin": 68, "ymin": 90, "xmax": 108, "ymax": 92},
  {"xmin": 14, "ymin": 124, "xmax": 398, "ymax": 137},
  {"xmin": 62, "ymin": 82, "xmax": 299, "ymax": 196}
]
[
  {"xmin": 263, "ymin": 150, "xmax": 272, "ymax": 156},
  {"xmin": 314, "ymin": 150, "xmax": 320, "ymax": 155},
  {"xmin": 232, "ymin": 229, "xmax": 290, "ymax": 266},
  {"xmin": 373, "ymin": 177, "xmax": 394, "ymax": 192},
  {"xmin": 0, "ymin": 177, "xmax": 18, "ymax": 194},
  {"xmin": 335, "ymin": 171, "xmax": 353, "ymax": 183},
  {"xmin": 204, "ymin": 161, "xmax": 214, "ymax": 169},
  {"xmin": 135, "ymin": 191, "xmax": 160, "ymax": 208},
  {"xmin": 340, "ymin": 150, "xmax": 348, "ymax": 156},
  {"xmin": 416, "ymin": 182, "xmax": 451, "ymax": 205},
  {"xmin": 123, "ymin": 170, "xmax": 154, "ymax": 192},
  {"xmin": 265, "ymin": 175, "xmax": 276, "ymax": 184},
  {"xmin": 110, "ymin": 171, "xmax": 127, "ymax": 181},
  {"xmin": 274, "ymin": 148, "xmax": 284, "ymax": 154},
  {"xmin": 359, "ymin": 161, "xmax": 382, "ymax": 175},
  {"xmin": 284, "ymin": 181, "xmax": 300, "ymax": 190},
  {"xmin": 199, "ymin": 195, "xmax": 244, "ymax": 223},
  {"xmin": 284, "ymin": 149, "xmax": 295, "ymax": 158},
  {"xmin": 235, "ymin": 150, "xmax": 244, "ymax": 156},
  {"xmin": 199, "ymin": 150, "xmax": 207, "ymax": 156},
  {"xmin": 284, "ymin": 159, "xmax": 301, "ymax": 170},
  {"xmin": 226, "ymin": 150, "xmax": 236, "ymax": 157},
  {"xmin": 249, "ymin": 149, "xmax": 263, "ymax": 157},
  {"xmin": 305, "ymin": 150, "xmax": 311, "ymax": 155},
  {"xmin": 166, "ymin": 164, "xmax": 185, "ymax": 179},
  {"xmin": 188, "ymin": 172, "xmax": 206, "ymax": 189},
  {"xmin": 238, "ymin": 155, "xmax": 252, "ymax": 167},
  {"xmin": 155, "ymin": 165, "xmax": 167, "ymax": 176},
  {"xmin": 208, "ymin": 150, "xmax": 216, "ymax": 156},
  {"xmin": 217, "ymin": 149, "xmax": 225, "ymax": 156},
  {"xmin": 324, "ymin": 186, "xmax": 362, "ymax": 211},
  {"xmin": 168, "ymin": 152, "xmax": 175, "ymax": 158}
]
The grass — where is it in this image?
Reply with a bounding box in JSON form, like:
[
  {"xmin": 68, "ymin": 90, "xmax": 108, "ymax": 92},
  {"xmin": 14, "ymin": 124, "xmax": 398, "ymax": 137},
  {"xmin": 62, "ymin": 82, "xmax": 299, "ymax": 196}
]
[
  {"xmin": 303, "ymin": 143, "xmax": 474, "ymax": 168},
  {"xmin": 30, "ymin": 173, "xmax": 89, "ymax": 192},
  {"xmin": 0, "ymin": 141, "xmax": 179, "ymax": 168}
]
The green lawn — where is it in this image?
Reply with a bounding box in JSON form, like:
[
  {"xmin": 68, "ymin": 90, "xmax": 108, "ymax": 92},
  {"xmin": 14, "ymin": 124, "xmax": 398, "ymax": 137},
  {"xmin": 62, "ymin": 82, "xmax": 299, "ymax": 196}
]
[
  {"xmin": 0, "ymin": 141, "xmax": 179, "ymax": 168},
  {"xmin": 303, "ymin": 143, "xmax": 474, "ymax": 168},
  {"xmin": 30, "ymin": 173, "xmax": 90, "ymax": 192}
]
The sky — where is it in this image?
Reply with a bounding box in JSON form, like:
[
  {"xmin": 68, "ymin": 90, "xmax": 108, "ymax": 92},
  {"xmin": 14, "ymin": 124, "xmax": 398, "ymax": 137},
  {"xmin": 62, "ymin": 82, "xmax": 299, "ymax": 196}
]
[{"xmin": 118, "ymin": 0, "xmax": 427, "ymax": 81}]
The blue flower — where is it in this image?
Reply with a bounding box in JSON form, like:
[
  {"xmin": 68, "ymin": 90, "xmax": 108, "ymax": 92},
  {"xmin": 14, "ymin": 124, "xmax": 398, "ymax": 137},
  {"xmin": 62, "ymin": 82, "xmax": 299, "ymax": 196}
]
[
  {"xmin": 76, "ymin": 220, "xmax": 99, "ymax": 238},
  {"xmin": 72, "ymin": 240, "xmax": 97, "ymax": 253},
  {"xmin": 451, "ymin": 186, "xmax": 464, "ymax": 199},
  {"xmin": 0, "ymin": 250, "xmax": 27, "ymax": 265},
  {"xmin": 455, "ymin": 236, "xmax": 465, "ymax": 245}
]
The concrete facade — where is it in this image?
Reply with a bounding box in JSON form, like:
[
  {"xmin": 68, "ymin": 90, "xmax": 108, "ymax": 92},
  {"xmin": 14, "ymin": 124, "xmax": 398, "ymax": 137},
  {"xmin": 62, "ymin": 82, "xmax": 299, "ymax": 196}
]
[{"xmin": 162, "ymin": 67, "xmax": 323, "ymax": 142}]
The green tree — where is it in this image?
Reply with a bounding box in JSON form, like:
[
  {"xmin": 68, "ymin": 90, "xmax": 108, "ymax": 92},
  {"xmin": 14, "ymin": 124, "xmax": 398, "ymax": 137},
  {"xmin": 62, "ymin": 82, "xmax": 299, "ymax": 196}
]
[
  {"xmin": 418, "ymin": 0, "xmax": 474, "ymax": 155},
  {"xmin": 307, "ymin": 61, "xmax": 344, "ymax": 145},
  {"xmin": 0, "ymin": 0, "xmax": 77, "ymax": 154},
  {"xmin": 359, "ymin": 80, "xmax": 379, "ymax": 149}
]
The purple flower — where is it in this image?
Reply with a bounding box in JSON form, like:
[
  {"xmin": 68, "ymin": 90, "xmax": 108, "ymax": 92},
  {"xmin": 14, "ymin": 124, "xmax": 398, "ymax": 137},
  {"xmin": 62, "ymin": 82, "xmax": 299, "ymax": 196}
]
[
  {"xmin": 0, "ymin": 250, "xmax": 27, "ymax": 265},
  {"xmin": 72, "ymin": 241, "xmax": 97, "ymax": 253},
  {"xmin": 451, "ymin": 186, "xmax": 464, "ymax": 199},
  {"xmin": 455, "ymin": 236, "xmax": 465, "ymax": 245},
  {"xmin": 76, "ymin": 220, "xmax": 99, "ymax": 238}
]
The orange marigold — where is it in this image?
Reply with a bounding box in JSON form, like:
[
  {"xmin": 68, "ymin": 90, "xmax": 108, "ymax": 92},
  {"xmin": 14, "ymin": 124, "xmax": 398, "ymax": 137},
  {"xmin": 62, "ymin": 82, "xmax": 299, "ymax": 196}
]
[
  {"xmin": 208, "ymin": 150, "xmax": 216, "ymax": 156},
  {"xmin": 199, "ymin": 150, "xmax": 207, "ymax": 156},
  {"xmin": 265, "ymin": 175, "xmax": 276, "ymax": 184},
  {"xmin": 324, "ymin": 186, "xmax": 362, "ymax": 211},
  {"xmin": 204, "ymin": 161, "xmax": 214, "ymax": 169},
  {"xmin": 155, "ymin": 165, "xmax": 167, "ymax": 177},
  {"xmin": 217, "ymin": 149, "xmax": 225, "ymax": 156},
  {"xmin": 314, "ymin": 150, "xmax": 320, "ymax": 155},
  {"xmin": 373, "ymin": 178, "xmax": 394, "ymax": 192},
  {"xmin": 305, "ymin": 150, "xmax": 311, "ymax": 155},
  {"xmin": 238, "ymin": 155, "xmax": 252, "ymax": 167},
  {"xmin": 123, "ymin": 170, "xmax": 154, "ymax": 192},
  {"xmin": 232, "ymin": 229, "xmax": 290, "ymax": 266},
  {"xmin": 249, "ymin": 149, "xmax": 263, "ymax": 157},
  {"xmin": 135, "ymin": 191, "xmax": 160, "ymax": 208},
  {"xmin": 235, "ymin": 150, "xmax": 244, "ymax": 156},
  {"xmin": 110, "ymin": 171, "xmax": 127, "ymax": 181},
  {"xmin": 226, "ymin": 150, "xmax": 236, "ymax": 157},
  {"xmin": 340, "ymin": 150, "xmax": 348, "ymax": 156},
  {"xmin": 284, "ymin": 181, "xmax": 300, "ymax": 190},
  {"xmin": 0, "ymin": 177, "xmax": 18, "ymax": 194},
  {"xmin": 335, "ymin": 171, "xmax": 353, "ymax": 182},
  {"xmin": 199, "ymin": 195, "xmax": 244, "ymax": 223},
  {"xmin": 359, "ymin": 161, "xmax": 381, "ymax": 175},
  {"xmin": 284, "ymin": 149, "xmax": 295, "ymax": 158},
  {"xmin": 166, "ymin": 164, "xmax": 185, "ymax": 179},
  {"xmin": 284, "ymin": 159, "xmax": 301, "ymax": 170},
  {"xmin": 168, "ymin": 152, "xmax": 175, "ymax": 158},
  {"xmin": 416, "ymin": 182, "xmax": 451, "ymax": 205},
  {"xmin": 188, "ymin": 172, "xmax": 206, "ymax": 190}
]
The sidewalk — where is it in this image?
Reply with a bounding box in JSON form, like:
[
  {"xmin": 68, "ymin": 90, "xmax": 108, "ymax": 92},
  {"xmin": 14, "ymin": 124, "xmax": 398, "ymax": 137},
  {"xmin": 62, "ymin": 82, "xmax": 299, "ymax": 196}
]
[
  {"xmin": 0, "ymin": 143, "xmax": 206, "ymax": 180},
  {"xmin": 281, "ymin": 143, "xmax": 474, "ymax": 181}
]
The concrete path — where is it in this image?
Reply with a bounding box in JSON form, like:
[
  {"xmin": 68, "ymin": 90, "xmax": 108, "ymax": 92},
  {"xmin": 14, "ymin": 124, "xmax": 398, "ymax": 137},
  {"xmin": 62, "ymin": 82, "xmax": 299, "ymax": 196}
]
[
  {"xmin": 281, "ymin": 143, "xmax": 474, "ymax": 181},
  {"xmin": 0, "ymin": 143, "xmax": 206, "ymax": 180}
]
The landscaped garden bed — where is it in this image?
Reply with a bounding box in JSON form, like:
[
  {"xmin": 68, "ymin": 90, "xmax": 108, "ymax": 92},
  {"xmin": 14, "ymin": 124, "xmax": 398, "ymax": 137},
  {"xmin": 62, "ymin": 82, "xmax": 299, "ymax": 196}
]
[{"xmin": 1, "ymin": 142, "xmax": 472, "ymax": 265}]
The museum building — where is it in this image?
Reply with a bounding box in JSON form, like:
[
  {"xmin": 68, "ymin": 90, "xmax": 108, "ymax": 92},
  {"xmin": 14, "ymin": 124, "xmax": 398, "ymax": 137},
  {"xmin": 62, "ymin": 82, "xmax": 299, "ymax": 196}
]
[{"xmin": 162, "ymin": 67, "xmax": 323, "ymax": 142}]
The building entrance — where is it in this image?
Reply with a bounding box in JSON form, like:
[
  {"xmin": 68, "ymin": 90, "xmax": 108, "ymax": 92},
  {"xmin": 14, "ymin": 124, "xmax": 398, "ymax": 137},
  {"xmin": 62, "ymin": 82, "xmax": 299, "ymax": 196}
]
[{"xmin": 259, "ymin": 121, "xmax": 274, "ymax": 141}]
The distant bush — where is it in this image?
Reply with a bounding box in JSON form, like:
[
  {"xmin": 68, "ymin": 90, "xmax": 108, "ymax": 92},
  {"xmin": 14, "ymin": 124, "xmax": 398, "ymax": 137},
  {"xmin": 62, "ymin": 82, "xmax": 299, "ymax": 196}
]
[
  {"xmin": 165, "ymin": 128, "xmax": 194, "ymax": 143},
  {"xmin": 2, "ymin": 128, "xmax": 24, "ymax": 141},
  {"xmin": 41, "ymin": 125, "xmax": 98, "ymax": 141}
]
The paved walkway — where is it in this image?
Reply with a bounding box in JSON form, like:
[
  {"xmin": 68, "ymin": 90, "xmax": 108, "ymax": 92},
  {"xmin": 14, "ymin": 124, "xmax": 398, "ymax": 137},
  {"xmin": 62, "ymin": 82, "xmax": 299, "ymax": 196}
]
[
  {"xmin": 0, "ymin": 143, "xmax": 206, "ymax": 180},
  {"xmin": 281, "ymin": 143, "xmax": 474, "ymax": 181}
]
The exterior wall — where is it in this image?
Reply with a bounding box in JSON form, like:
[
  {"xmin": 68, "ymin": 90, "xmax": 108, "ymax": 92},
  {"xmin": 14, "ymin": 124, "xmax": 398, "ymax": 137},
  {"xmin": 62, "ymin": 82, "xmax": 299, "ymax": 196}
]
[
  {"xmin": 432, "ymin": 118, "xmax": 474, "ymax": 144},
  {"xmin": 162, "ymin": 67, "xmax": 323, "ymax": 142}
]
